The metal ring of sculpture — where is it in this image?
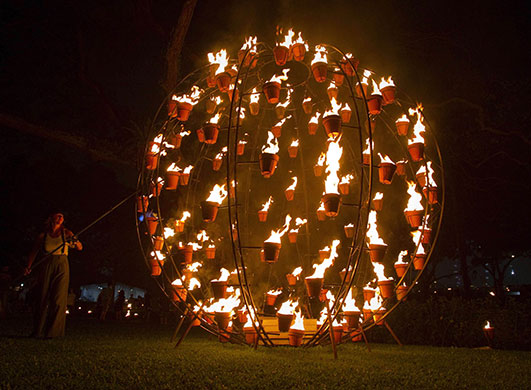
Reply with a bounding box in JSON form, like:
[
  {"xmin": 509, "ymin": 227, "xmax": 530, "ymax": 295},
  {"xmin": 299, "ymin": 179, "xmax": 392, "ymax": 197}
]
[{"xmin": 135, "ymin": 31, "xmax": 444, "ymax": 347}]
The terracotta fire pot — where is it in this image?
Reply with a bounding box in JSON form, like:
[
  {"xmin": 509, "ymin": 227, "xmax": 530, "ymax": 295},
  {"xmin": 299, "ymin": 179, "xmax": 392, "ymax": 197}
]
[
  {"xmin": 333, "ymin": 72, "xmax": 345, "ymax": 86},
  {"xmin": 145, "ymin": 151, "xmax": 158, "ymax": 171},
  {"xmin": 338, "ymin": 182, "xmax": 349, "ymax": 195},
  {"xmin": 367, "ymin": 95, "xmax": 383, "ymax": 115},
  {"xmin": 172, "ymin": 285, "xmax": 187, "ymax": 302},
  {"xmin": 266, "ymin": 293, "xmax": 278, "ymax": 306},
  {"xmin": 273, "ymin": 45, "xmax": 289, "ymax": 66},
  {"xmin": 344, "ymin": 225, "xmax": 355, "ymax": 238},
  {"xmin": 396, "ymin": 161, "xmax": 407, "ymax": 176},
  {"xmin": 363, "ymin": 288, "xmax": 376, "ymax": 302},
  {"xmin": 363, "ymin": 153, "xmax": 371, "ymax": 166},
  {"xmin": 313, "ymin": 164, "xmax": 323, "ymax": 177},
  {"xmin": 244, "ymin": 328, "xmax": 258, "ymax": 345},
  {"xmin": 288, "ymin": 145, "xmax": 298, "ymax": 158},
  {"xmin": 321, "ymin": 193, "xmax": 341, "ymax": 217},
  {"xmin": 340, "ymin": 108, "xmax": 351, "ymax": 123},
  {"xmin": 404, "ymin": 209, "xmax": 424, "ymax": 228},
  {"xmin": 201, "ymin": 201, "xmax": 220, "ymax": 223},
  {"xmin": 420, "ymin": 227, "xmax": 432, "ymax": 245},
  {"xmin": 288, "ymin": 231, "xmax": 298, "ymax": 244},
  {"xmin": 205, "ymin": 98, "xmax": 216, "ymax": 115},
  {"xmin": 271, "ymin": 125, "xmax": 282, "ymax": 138},
  {"xmin": 237, "ymin": 309, "xmax": 247, "ymax": 324},
  {"xmin": 413, "ymin": 254, "xmax": 426, "ymax": 270},
  {"xmin": 285, "ymin": 188, "xmax": 295, "ymax": 201},
  {"xmin": 368, "ymin": 243, "xmax": 388, "ymax": 263},
  {"xmin": 205, "ymin": 246, "xmax": 216, "ymax": 260},
  {"xmin": 396, "ymin": 119, "xmax": 409, "ymax": 136},
  {"xmin": 373, "ymin": 309, "xmax": 387, "ymax": 325},
  {"xmin": 311, "ymin": 62, "xmax": 328, "ymax": 83},
  {"xmin": 262, "ymin": 242, "xmax": 281, "ymax": 263},
  {"xmin": 381, "ymin": 86, "xmax": 396, "ymax": 105},
  {"xmin": 196, "ymin": 128, "xmax": 205, "ymax": 143},
  {"xmin": 215, "ymin": 72, "xmax": 231, "ymax": 92},
  {"xmin": 180, "ymin": 244, "xmax": 193, "ymax": 264},
  {"xmin": 343, "ymin": 311, "xmax": 361, "ymax": 329},
  {"xmin": 180, "ymin": 172, "xmax": 190, "ymax": 186},
  {"xmin": 275, "ymin": 105, "xmax": 286, "ymax": 120},
  {"xmin": 249, "ymin": 101, "xmax": 260, "ymax": 116},
  {"xmin": 302, "ymin": 100, "xmax": 313, "ymax": 114},
  {"xmin": 168, "ymin": 134, "xmax": 182, "ymax": 149},
  {"xmin": 308, "ymin": 122, "xmax": 318, "ymax": 135},
  {"xmin": 316, "ymin": 208, "xmax": 326, "ymax": 221},
  {"xmin": 416, "ymin": 171, "xmax": 427, "ymax": 187},
  {"xmin": 212, "ymin": 158, "xmax": 222, "ymax": 171},
  {"xmin": 379, "ymin": 162, "xmax": 397, "ymax": 184},
  {"xmin": 396, "ymin": 285, "xmax": 408, "ymax": 301},
  {"xmin": 214, "ymin": 311, "xmax": 231, "ymax": 330},
  {"xmin": 305, "ymin": 277, "xmax": 323, "ymax": 298},
  {"xmin": 153, "ymin": 236, "xmax": 164, "ymax": 251},
  {"xmin": 150, "ymin": 181, "xmax": 163, "ymax": 197},
  {"xmin": 150, "ymin": 259, "xmax": 163, "ymax": 276},
  {"xmin": 146, "ymin": 217, "xmax": 158, "ymax": 235},
  {"xmin": 373, "ymin": 198, "xmax": 383, "ymax": 211},
  {"xmin": 483, "ymin": 327, "xmax": 494, "ymax": 342},
  {"xmin": 327, "ymin": 85, "xmax": 338, "ymax": 101},
  {"xmin": 277, "ymin": 313, "xmax": 294, "ymax": 332},
  {"xmin": 175, "ymin": 220, "xmax": 185, "ymax": 232},
  {"xmin": 378, "ymin": 280, "xmax": 395, "ymax": 299},
  {"xmin": 340, "ymin": 58, "xmax": 358, "ymax": 76},
  {"xmin": 394, "ymin": 263, "xmax": 408, "ymax": 278},
  {"xmin": 166, "ymin": 171, "xmax": 181, "ymax": 190},
  {"xmin": 257, "ymin": 210, "xmax": 268, "ymax": 222},
  {"xmin": 288, "ymin": 329, "xmax": 305, "ymax": 346},
  {"xmin": 202, "ymin": 123, "xmax": 219, "ymax": 144},
  {"xmin": 362, "ymin": 309, "xmax": 373, "ymax": 323},
  {"xmin": 286, "ymin": 273, "xmax": 297, "ymax": 286},
  {"xmin": 136, "ymin": 196, "xmax": 148, "ymax": 213},
  {"xmin": 408, "ymin": 142, "xmax": 425, "ymax": 162},
  {"xmin": 423, "ymin": 186, "xmax": 439, "ymax": 204},
  {"xmin": 206, "ymin": 75, "xmax": 216, "ymax": 88},
  {"xmin": 333, "ymin": 325, "xmax": 344, "ymax": 344},
  {"xmin": 291, "ymin": 43, "xmax": 306, "ymax": 61},
  {"xmin": 237, "ymin": 143, "xmax": 245, "ymax": 156},
  {"xmin": 168, "ymin": 100, "xmax": 177, "ymax": 118},
  {"xmin": 322, "ymin": 114, "xmax": 342, "ymax": 138},
  {"xmin": 262, "ymin": 81, "xmax": 281, "ymax": 104},
  {"xmin": 259, "ymin": 153, "xmax": 279, "ymax": 178},
  {"xmin": 356, "ymin": 83, "xmax": 368, "ymax": 98},
  {"xmin": 211, "ymin": 280, "xmax": 228, "ymax": 299}
]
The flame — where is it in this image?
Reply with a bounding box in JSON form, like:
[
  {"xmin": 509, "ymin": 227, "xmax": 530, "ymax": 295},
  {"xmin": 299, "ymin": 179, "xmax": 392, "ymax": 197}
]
[
  {"xmin": 364, "ymin": 292, "xmax": 383, "ymax": 311},
  {"xmin": 417, "ymin": 161, "xmax": 437, "ymax": 187},
  {"xmin": 197, "ymin": 230, "xmax": 209, "ymax": 242},
  {"xmin": 172, "ymin": 278, "xmax": 183, "ymax": 287},
  {"xmin": 371, "ymin": 80, "xmax": 382, "ymax": 95},
  {"xmin": 342, "ymin": 289, "xmax": 360, "ymax": 312},
  {"xmin": 208, "ymin": 49, "xmax": 229, "ymax": 75},
  {"xmin": 316, "ymin": 152, "xmax": 326, "ymax": 166},
  {"xmin": 311, "ymin": 45, "xmax": 328, "ymax": 65},
  {"xmin": 290, "ymin": 139, "xmax": 299, "ymax": 148},
  {"xmin": 345, "ymin": 223, "xmax": 354, "ymax": 228},
  {"xmin": 411, "ymin": 231, "xmax": 426, "ymax": 256},
  {"xmin": 484, "ymin": 321, "xmax": 492, "ymax": 329},
  {"xmin": 277, "ymin": 88, "xmax": 292, "ymax": 109},
  {"xmin": 243, "ymin": 315, "xmax": 259, "ymax": 329},
  {"xmin": 324, "ymin": 138, "xmax": 343, "ymax": 194},
  {"xmin": 373, "ymin": 262, "xmax": 393, "ymax": 282},
  {"xmin": 379, "ymin": 76, "xmax": 395, "ymax": 89},
  {"xmin": 374, "ymin": 192, "xmax": 383, "ymax": 201},
  {"xmin": 261, "ymin": 131, "xmax": 280, "ymax": 154},
  {"xmin": 290, "ymin": 217, "xmax": 307, "ymax": 233},
  {"xmin": 250, "ymin": 88, "xmax": 260, "ymax": 104},
  {"xmin": 363, "ymin": 138, "xmax": 374, "ymax": 155},
  {"xmin": 408, "ymin": 104, "xmax": 426, "ymax": 144},
  {"xmin": 206, "ymin": 183, "xmax": 228, "ymax": 204},
  {"xmin": 317, "ymin": 201, "xmax": 325, "ymax": 212},
  {"xmin": 265, "ymin": 214, "xmax": 292, "ymax": 244},
  {"xmin": 340, "ymin": 174, "xmax": 354, "ymax": 185},
  {"xmin": 290, "ymin": 310, "xmax": 305, "ymax": 331},
  {"xmin": 179, "ymin": 211, "xmax": 191, "ymax": 223},
  {"xmin": 238, "ymin": 139, "xmax": 247, "ymax": 146},
  {"xmin": 316, "ymin": 307, "xmax": 328, "ymax": 326},
  {"xmin": 212, "ymin": 268, "xmax": 230, "ymax": 282},
  {"xmin": 240, "ymin": 36, "xmax": 257, "ymax": 53},
  {"xmin": 291, "ymin": 266, "xmax": 303, "ymax": 278},
  {"xmin": 309, "ymin": 111, "xmax": 321, "ymax": 125},
  {"xmin": 151, "ymin": 250, "xmax": 165, "ymax": 261},
  {"xmin": 186, "ymin": 262, "xmax": 202, "ymax": 273},
  {"xmin": 278, "ymin": 28, "xmax": 295, "ymax": 48},
  {"xmin": 188, "ymin": 277, "xmax": 201, "ymax": 290},
  {"xmin": 267, "ymin": 288, "xmax": 282, "ymax": 296},
  {"xmin": 163, "ymin": 227, "xmax": 175, "ymax": 239},
  {"xmin": 361, "ymin": 70, "xmax": 372, "ymax": 85},
  {"xmin": 209, "ymin": 112, "xmax": 222, "ymax": 124},
  {"xmin": 366, "ymin": 210, "xmax": 386, "ymax": 246},
  {"xmin": 396, "ymin": 114, "xmax": 409, "ymax": 124},
  {"xmin": 324, "ymin": 96, "xmax": 343, "ymax": 117},
  {"xmin": 167, "ymin": 163, "xmax": 182, "ymax": 173},
  {"xmin": 378, "ymin": 153, "xmax": 395, "ymax": 164},
  {"xmin": 215, "ymin": 146, "xmax": 228, "ymax": 160},
  {"xmin": 212, "ymin": 289, "xmax": 241, "ymax": 314},
  {"xmin": 260, "ymin": 196, "xmax": 273, "ymax": 212},
  {"xmin": 238, "ymin": 107, "xmax": 246, "ymax": 120},
  {"xmin": 187, "ymin": 242, "xmax": 202, "ymax": 251},
  {"xmin": 405, "ymin": 181, "xmax": 424, "ymax": 212},
  {"xmin": 277, "ymin": 299, "xmax": 298, "ymax": 315},
  {"xmin": 303, "ymin": 96, "xmax": 312, "ymax": 104},
  {"xmin": 286, "ymin": 176, "xmax": 298, "ymax": 192},
  {"xmin": 294, "ymin": 31, "xmax": 309, "ymax": 49},
  {"xmin": 327, "ymin": 81, "xmax": 337, "ymax": 91},
  {"xmin": 175, "ymin": 86, "xmax": 203, "ymax": 105},
  {"xmin": 395, "ymin": 250, "xmax": 408, "ymax": 265},
  {"xmin": 268, "ymin": 69, "xmax": 290, "ymax": 84},
  {"xmin": 183, "ymin": 165, "xmax": 193, "ymax": 175},
  {"xmin": 341, "ymin": 103, "xmax": 351, "ymax": 113},
  {"xmin": 210, "ymin": 95, "xmax": 223, "ymax": 106},
  {"xmin": 308, "ymin": 240, "xmax": 340, "ymax": 278},
  {"xmin": 150, "ymin": 134, "xmax": 163, "ymax": 153}
]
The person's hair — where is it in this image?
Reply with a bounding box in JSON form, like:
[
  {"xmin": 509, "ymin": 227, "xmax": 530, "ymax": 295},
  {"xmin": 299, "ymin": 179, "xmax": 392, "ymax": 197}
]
[{"xmin": 45, "ymin": 213, "xmax": 65, "ymax": 233}]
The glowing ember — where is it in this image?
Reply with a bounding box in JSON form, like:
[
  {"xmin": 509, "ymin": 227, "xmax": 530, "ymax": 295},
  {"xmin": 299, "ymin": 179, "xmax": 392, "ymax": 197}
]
[
  {"xmin": 308, "ymin": 240, "xmax": 340, "ymax": 279},
  {"xmin": 265, "ymin": 214, "xmax": 292, "ymax": 244},
  {"xmin": 206, "ymin": 184, "xmax": 228, "ymax": 204},
  {"xmin": 260, "ymin": 196, "xmax": 273, "ymax": 212},
  {"xmin": 366, "ymin": 211, "xmax": 386, "ymax": 245},
  {"xmin": 324, "ymin": 138, "xmax": 343, "ymax": 194},
  {"xmin": 405, "ymin": 181, "xmax": 424, "ymax": 212},
  {"xmin": 311, "ymin": 45, "xmax": 328, "ymax": 65},
  {"xmin": 208, "ymin": 49, "xmax": 229, "ymax": 75},
  {"xmin": 262, "ymin": 131, "xmax": 280, "ymax": 154}
]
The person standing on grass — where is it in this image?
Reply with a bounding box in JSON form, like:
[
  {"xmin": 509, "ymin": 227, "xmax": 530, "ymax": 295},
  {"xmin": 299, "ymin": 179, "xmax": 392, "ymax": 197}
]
[{"xmin": 25, "ymin": 212, "xmax": 82, "ymax": 338}]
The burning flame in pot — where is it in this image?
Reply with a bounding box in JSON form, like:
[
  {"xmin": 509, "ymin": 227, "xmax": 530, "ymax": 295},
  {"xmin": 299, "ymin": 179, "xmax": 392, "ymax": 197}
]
[
  {"xmin": 215, "ymin": 146, "xmax": 228, "ymax": 161},
  {"xmin": 262, "ymin": 131, "xmax": 280, "ymax": 154},
  {"xmin": 212, "ymin": 268, "xmax": 230, "ymax": 282},
  {"xmin": 269, "ymin": 69, "xmax": 290, "ymax": 84},
  {"xmin": 366, "ymin": 210, "xmax": 386, "ymax": 246},
  {"xmin": 267, "ymin": 288, "xmax": 282, "ymax": 296},
  {"xmin": 278, "ymin": 28, "xmax": 295, "ymax": 48},
  {"xmin": 265, "ymin": 214, "xmax": 292, "ymax": 244},
  {"xmin": 324, "ymin": 138, "xmax": 343, "ymax": 194},
  {"xmin": 374, "ymin": 192, "xmax": 383, "ymax": 201},
  {"xmin": 340, "ymin": 174, "xmax": 354, "ymax": 185},
  {"xmin": 208, "ymin": 49, "xmax": 229, "ymax": 75},
  {"xmin": 290, "ymin": 218, "xmax": 307, "ymax": 233},
  {"xmin": 373, "ymin": 262, "xmax": 393, "ymax": 282},
  {"xmin": 484, "ymin": 321, "xmax": 492, "ymax": 329},
  {"xmin": 308, "ymin": 240, "xmax": 340, "ymax": 279},
  {"xmin": 290, "ymin": 310, "xmax": 305, "ymax": 331},
  {"xmin": 163, "ymin": 227, "xmax": 175, "ymax": 239},
  {"xmin": 206, "ymin": 184, "xmax": 228, "ymax": 204},
  {"xmin": 167, "ymin": 163, "xmax": 181, "ymax": 173},
  {"xmin": 371, "ymin": 80, "xmax": 382, "ymax": 95},
  {"xmin": 260, "ymin": 196, "xmax": 273, "ymax": 212},
  {"xmin": 341, "ymin": 103, "xmax": 351, "ymax": 113},
  {"xmin": 240, "ymin": 36, "xmax": 257, "ymax": 53},
  {"xmin": 405, "ymin": 181, "xmax": 424, "ymax": 212},
  {"xmin": 408, "ymin": 104, "xmax": 426, "ymax": 144},
  {"xmin": 364, "ymin": 292, "xmax": 383, "ymax": 311},
  {"xmin": 178, "ymin": 211, "xmax": 191, "ymax": 223},
  {"xmin": 395, "ymin": 250, "xmax": 408, "ymax": 265},
  {"xmin": 151, "ymin": 250, "xmax": 165, "ymax": 261},
  {"xmin": 363, "ymin": 138, "xmax": 374, "ymax": 156},
  {"xmin": 188, "ymin": 277, "xmax": 201, "ymax": 290},
  {"xmin": 286, "ymin": 176, "xmax": 298, "ymax": 192},
  {"xmin": 277, "ymin": 88, "xmax": 292, "ymax": 109},
  {"xmin": 174, "ymin": 86, "xmax": 203, "ymax": 105},
  {"xmin": 186, "ymin": 262, "xmax": 202, "ymax": 273},
  {"xmin": 311, "ymin": 45, "xmax": 328, "ymax": 65},
  {"xmin": 342, "ymin": 289, "xmax": 359, "ymax": 312},
  {"xmin": 417, "ymin": 161, "xmax": 437, "ymax": 187},
  {"xmin": 277, "ymin": 299, "xmax": 298, "ymax": 315},
  {"xmin": 291, "ymin": 266, "xmax": 303, "ymax": 278},
  {"xmin": 290, "ymin": 139, "xmax": 299, "ymax": 148},
  {"xmin": 378, "ymin": 153, "xmax": 395, "ymax": 164},
  {"xmin": 396, "ymin": 113, "xmax": 409, "ymax": 124},
  {"xmin": 212, "ymin": 288, "xmax": 241, "ymax": 314},
  {"xmin": 309, "ymin": 111, "xmax": 321, "ymax": 126},
  {"xmin": 183, "ymin": 165, "xmax": 193, "ymax": 175},
  {"xmin": 209, "ymin": 112, "xmax": 222, "ymax": 124},
  {"xmin": 196, "ymin": 230, "xmax": 209, "ymax": 243},
  {"xmin": 273, "ymin": 115, "xmax": 291, "ymax": 131},
  {"xmin": 250, "ymin": 88, "xmax": 260, "ymax": 104},
  {"xmin": 316, "ymin": 152, "xmax": 326, "ymax": 167},
  {"xmin": 379, "ymin": 76, "xmax": 395, "ymax": 89},
  {"xmin": 324, "ymin": 97, "xmax": 343, "ymax": 117},
  {"xmin": 294, "ymin": 31, "xmax": 309, "ymax": 49}
]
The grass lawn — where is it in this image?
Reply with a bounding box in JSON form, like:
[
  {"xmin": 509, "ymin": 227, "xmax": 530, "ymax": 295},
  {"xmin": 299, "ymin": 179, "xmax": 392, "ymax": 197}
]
[{"xmin": 0, "ymin": 316, "xmax": 529, "ymax": 389}]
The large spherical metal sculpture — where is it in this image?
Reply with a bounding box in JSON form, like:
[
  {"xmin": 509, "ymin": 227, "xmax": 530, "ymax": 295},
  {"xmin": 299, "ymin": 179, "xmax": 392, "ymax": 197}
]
[{"xmin": 136, "ymin": 30, "xmax": 444, "ymax": 347}]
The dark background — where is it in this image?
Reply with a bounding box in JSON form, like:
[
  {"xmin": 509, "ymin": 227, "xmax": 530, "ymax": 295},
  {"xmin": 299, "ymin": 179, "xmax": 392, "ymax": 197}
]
[{"xmin": 1, "ymin": 0, "xmax": 529, "ymax": 290}]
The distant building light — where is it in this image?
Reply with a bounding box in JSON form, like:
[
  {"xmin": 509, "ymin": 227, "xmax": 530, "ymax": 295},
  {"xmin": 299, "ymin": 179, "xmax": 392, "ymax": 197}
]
[{"xmin": 489, "ymin": 291, "xmax": 495, "ymax": 296}]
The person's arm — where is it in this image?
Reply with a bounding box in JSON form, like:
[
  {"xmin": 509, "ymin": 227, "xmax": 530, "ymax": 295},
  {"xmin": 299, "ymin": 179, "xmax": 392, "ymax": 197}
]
[
  {"xmin": 25, "ymin": 233, "xmax": 44, "ymax": 275},
  {"xmin": 65, "ymin": 230, "xmax": 82, "ymax": 251}
]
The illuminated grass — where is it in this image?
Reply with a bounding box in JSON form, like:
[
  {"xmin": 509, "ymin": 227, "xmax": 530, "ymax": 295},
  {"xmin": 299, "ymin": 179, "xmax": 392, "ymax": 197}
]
[{"xmin": 0, "ymin": 317, "xmax": 529, "ymax": 389}]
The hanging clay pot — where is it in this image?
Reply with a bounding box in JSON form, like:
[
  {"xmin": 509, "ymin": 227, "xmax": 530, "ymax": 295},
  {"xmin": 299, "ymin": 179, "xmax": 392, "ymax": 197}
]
[
  {"xmin": 313, "ymin": 164, "xmax": 323, "ymax": 177},
  {"xmin": 344, "ymin": 225, "xmax": 355, "ymax": 238},
  {"xmin": 396, "ymin": 161, "xmax": 407, "ymax": 176},
  {"xmin": 373, "ymin": 197, "xmax": 383, "ymax": 211},
  {"xmin": 340, "ymin": 58, "xmax": 358, "ymax": 76},
  {"xmin": 288, "ymin": 329, "xmax": 305, "ymax": 346},
  {"xmin": 316, "ymin": 208, "xmax": 326, "ymax": 221},
  {"xmin": 273, "ymin": 46, "xmax": 289, "ymax": 66},
  {"xmin": 202, "ymin": 123, "xmax": 220, "ymax": 144},
  {"xmin": 277, "ymin": 313, "xmax": 294, "ymax": 332},
  {"xmin": 275, "ymin": 105, "xmax": 286, "ymax": 119},
  {"xmin": 262, "ymin": 242, "xmax": 281, "ymax": 263},
  {"xmin": 259, "ymin": 153, "xmax": 279, "ymax": 178},
  {"xmin": 379, "ymin": 162, "xmax": 397, "ymax": 184},
  {"xmin": 212, "ymin": 157, "xmax": 222, "ymax": 171},
  {"xmin": 172, "ymin": 285, "xmax": 188, "ymax": 302},
  {"xmin": 211, "ymin": 280, "xmax": 228, "ymax": 299},
  {"xmin": 266, "ymin": 293, "xmax": 278, "ymax": 306},
  {"xmin": 291, "ymin": 43, "xmax": 306, "ymax": 61},
  {"xmin": 305, "ymin": 277, "xmax": 323, "ymax": 298},
  {"xmin": 136, "ymin": 196, "xmax": 149, "ymax": 213},
  {"xmin": 333, "ymin": 325, "xmax": 343, "ymax": 345},
  {"xmin": 205, "ymin": 246, "xmax": 216, "ymax": 260},
  {"xmin": 237, "ymin": 142, "xmax": 245, "ymax": 156},
  {"xmin": 420, "ymin": 227, "xmax": 432, "ymax": 245},
  {"xmin": 394, "ymin": 263, "xmax": 408, "ymax": 278},
  {"xmin": 257, "ymin": 210, "xmax": 268, "ymax": 222},
  {"xmin": 327, "ymin": 85, "xmax": 338, "ymax": 100},
  {"xmin": 286, "ymin": 273, "xmax": 297, "ymax": 286},
  {"xmin": 153, "ymin": 236, "xmax": 164, "ymax": 251},
  {"xmin": 395, "ymin": 118, "xmax": 409, "ymax": 136},
  {"xmin": 408, "ymin": 142, "xmax": 424, "ymax": 162},
  {"xmin": 413, "ymin": 254, "xmax": 426, "ymax": 270},
  {"xmin": 423, "ymin": 186, "xmax": 439, "ymax": 204},
  {"xmin": 302, "ymin": 100, "xmax": 313, "ymax": 114},
  {"xmin": 378, "ymin": 280, "xmax": 395, "ymax": 299},
  {"xmin": 287, "ymin": 145, "xmax": 298, "ymax": 158},
  {"xmin": 215, "ymin": 72, "xmax": 231, "ymax": 92},
  {"xmin": 343, "ymin": 311, "xmax": 361, "ymax": 329},
  {"xmin": 288, "ymin": 231, "xmax": 297, "ymax": 244},
  {"xmin": 271, "ymin": 125, "xmax": 282, "ymax": 138},
  {"xmin": 381, "ymin": 86, "xmax": 396, "ymax": 105},
  {"xmin": 368, "ymin": 243, "xmax": 388, "ymax": 263},
  {"xmin": 367, "ymin": 94, "xmax": 383, "ymax": 115},
  {"xmin": 396, "ymin": 285, "xmax": 408, "ymax": 301},
  {"xmin": 214, "ymin": 311, "xmax": 231, "ymax": 330},
  {"xmin": 311, "ymin": 62, "xmax": 328, "ymax": 83},
  {"xmin": 150, "ymin": 259, "xmax": 163, "ymax": 276},
  {"xmin": 404, "ymin": 210, "xmax": 424, "ymax": 228},
  {"xmin": 308, "ymin": 122, "xmax": 318, "ymax": 135},
  {"xmin": 285, "ymin": 188, "xmax": 295, "ymax": 201},
  {"xmin": 262, "ymin": 82, "xmax": 281, "ymax": 104},
  {"xmin": 340, "ymin": 108, "xmax": 352, "ymax": 123},
  {"xmin": 363, "ymin": 288, "xmax": 376, "ymax": 302},
  {"xmin": 201, "ymin": 201, "xmax": 220, "ymax": 222},
  {"xmin": 145, "ymin": 151, "xmax": 158, "ymax": 170},
  {"xmin": 249, "ymin": 101, "xmax": 259, "ymax": 116},
  {"xmin": 166, "ymin": 171, "xmax": 181, "ymax": 190},
  {"xmin": 333, "ymin": 72, "xmax": 344, "ymax": 86},
  {"xmin": 146, "ymin": 217, "xmax": 158, "ymax": 235},
  {"xmin": 243, "ymin": 327, "xmax": 258, "ymax": 345},
  {"xmin": 321, "ymin": 193, "xmax": 341, "ymax": 217},
  {"xmin": 322, "ymin": 114, "xmax": 342, "ymax": 138}
]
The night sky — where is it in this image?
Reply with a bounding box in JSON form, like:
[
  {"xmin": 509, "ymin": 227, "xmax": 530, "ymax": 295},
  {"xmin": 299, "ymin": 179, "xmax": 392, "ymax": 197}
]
[{"xmin": 1, "ymin": 0, "xmax": 529, "ymax": 289}]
